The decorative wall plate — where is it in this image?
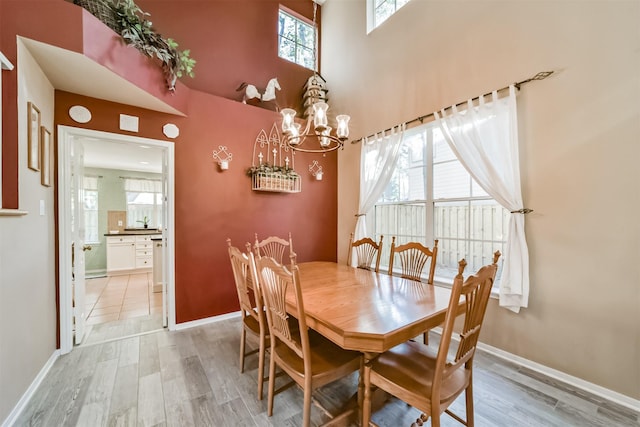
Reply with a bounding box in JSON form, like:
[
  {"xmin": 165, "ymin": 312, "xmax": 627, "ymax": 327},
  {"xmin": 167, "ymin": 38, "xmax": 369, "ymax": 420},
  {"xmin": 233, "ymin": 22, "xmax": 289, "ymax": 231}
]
[
  {"xmin": 68, "ymin": 105, "xmax": 92, "ymax": 123},
  {"xmin": 163, "ymin": 123, "xmax": 180, "ymax": 138}
]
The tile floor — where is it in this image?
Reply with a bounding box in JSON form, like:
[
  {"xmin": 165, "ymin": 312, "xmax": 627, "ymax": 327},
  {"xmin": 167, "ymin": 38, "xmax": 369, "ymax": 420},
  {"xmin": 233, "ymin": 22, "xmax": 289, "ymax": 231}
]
[{"xmin": 85, "ymin": 273, "xmax": 162, "ymax": 325}]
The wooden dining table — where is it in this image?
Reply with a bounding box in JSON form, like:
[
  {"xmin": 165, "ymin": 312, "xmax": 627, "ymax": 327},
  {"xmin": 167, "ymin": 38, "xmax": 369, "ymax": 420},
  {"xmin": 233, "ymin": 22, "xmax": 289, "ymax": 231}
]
[{"xmin": 287, "ymin": 261, "xmax": 457, "ymax": 426}]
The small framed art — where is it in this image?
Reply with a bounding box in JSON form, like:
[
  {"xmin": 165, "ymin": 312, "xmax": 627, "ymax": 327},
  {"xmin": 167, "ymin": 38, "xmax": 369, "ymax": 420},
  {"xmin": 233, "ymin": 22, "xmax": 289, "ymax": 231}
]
[
  {"xmin": 40, "ymin": 127, "xmax": 52, "ymax": 187},
  {"xmin": 27, "ymin": 102, "xmax": 41, "ymax": 171}
]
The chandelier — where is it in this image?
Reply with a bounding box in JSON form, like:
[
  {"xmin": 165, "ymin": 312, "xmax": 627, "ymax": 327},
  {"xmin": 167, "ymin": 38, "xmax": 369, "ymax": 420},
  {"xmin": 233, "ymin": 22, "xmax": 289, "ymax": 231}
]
[
  {"xmin": 280, "ymin": 102, "xmax": 349, "ymax": 153},
  {"xmin": 279, "ymin": 1, "xmax": 350, "ymax": 153}
]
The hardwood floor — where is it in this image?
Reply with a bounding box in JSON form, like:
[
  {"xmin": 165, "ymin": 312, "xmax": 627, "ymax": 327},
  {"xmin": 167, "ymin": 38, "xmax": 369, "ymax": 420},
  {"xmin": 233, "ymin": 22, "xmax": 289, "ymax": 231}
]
[{"xmin": 14, "ymin": 318, "xmax": 639, "ymax": 427}]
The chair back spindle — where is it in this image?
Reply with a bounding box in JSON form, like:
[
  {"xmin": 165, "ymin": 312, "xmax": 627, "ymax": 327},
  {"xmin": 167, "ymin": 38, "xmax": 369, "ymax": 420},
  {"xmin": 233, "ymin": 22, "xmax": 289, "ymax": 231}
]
[
  {"xmin": 347, "ymin": 232, "xmax": 384, "ymax": 272},
  {"xmin": 388, "ymin": 237, "xmax": 438, "ymax": 283}
]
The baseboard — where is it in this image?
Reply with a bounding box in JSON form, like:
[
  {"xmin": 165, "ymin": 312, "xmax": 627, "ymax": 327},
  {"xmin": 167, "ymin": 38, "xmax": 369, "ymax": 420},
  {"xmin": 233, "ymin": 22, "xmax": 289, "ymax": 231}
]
[
  {"xmin": 429, "ymin": 327, "xmax": 639, "ymax": 413},
  {"xmin": 477, "ymin": 342, "xmax": 640, "ymax": 413},
  {"xmin": 173, "ymin": 311, "xmax": 241, "ymax": 331},
  {"xmin": 2, "ymin": 350, "xmax": 60, "ymax": 427}
]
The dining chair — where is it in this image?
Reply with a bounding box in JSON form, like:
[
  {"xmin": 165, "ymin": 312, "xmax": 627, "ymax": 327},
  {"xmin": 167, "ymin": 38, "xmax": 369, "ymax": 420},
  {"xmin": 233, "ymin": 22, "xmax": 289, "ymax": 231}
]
[
  {"xmin": 227, "ymin": 239, "xmax": 269, "ymax": 400},
  {"xmin": 362, "ymin": 251, "xmax": 501, "ymax": 427},
  {"xmin": 254, "ymin": 232, "xmax": 294, "ymax": 264},
  {"xmin": 388, "ymin": 237, "xmax": 439, "ymax": 283},
  {"xmin": 347, "ymin": 232, "xmax": 384, "ymax": 272},
  {"xmin": 253, "ymin": 254, "xmax": 362, "ymax": 427}
]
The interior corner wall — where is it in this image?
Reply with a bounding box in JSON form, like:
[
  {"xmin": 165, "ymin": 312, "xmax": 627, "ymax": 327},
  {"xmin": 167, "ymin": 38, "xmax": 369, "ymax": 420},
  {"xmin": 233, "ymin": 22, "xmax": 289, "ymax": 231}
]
[
  {"xmin": 324, "ymin": 0, "xmax": 640, "ymax": 399},
  {"xmin": 0, "ymin": 39, "xmax": 57, "ymax": 424}
]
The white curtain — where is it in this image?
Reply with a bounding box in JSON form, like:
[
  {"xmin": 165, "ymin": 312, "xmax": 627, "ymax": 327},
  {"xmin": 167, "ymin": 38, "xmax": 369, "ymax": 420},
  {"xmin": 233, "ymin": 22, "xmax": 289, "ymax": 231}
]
[
  {"xmin": 124, "ymin": 178, "xmax": 162, "ymax": 193},
  {"xmin": 435, "ymin": 86, "xmax": 529, "ymax": 313},
  {"xmin": 352, "ymin": 124, "xmax": 405, "ymax": 265}
]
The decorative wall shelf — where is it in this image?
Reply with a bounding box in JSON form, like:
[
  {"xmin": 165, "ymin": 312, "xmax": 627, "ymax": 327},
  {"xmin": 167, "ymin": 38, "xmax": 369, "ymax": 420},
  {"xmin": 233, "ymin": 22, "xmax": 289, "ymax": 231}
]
[
  {"xmin": 252, "ymin": 171, "xmax": 301, "ymax": 193},
  {"xmin": 248, "ymin": 124, "xmax": 301, "ymax": 193}
]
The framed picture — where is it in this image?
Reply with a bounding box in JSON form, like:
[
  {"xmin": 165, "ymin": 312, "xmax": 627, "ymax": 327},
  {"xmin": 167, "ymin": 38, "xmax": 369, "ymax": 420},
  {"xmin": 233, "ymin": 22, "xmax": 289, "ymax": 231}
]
[
  {"xmin": 27, "ymin": 102, "xmax": 41, "ymax": 171},
  {"xmin": 40, "ymin": 127, "xmax": 52, "ymax": 187}
]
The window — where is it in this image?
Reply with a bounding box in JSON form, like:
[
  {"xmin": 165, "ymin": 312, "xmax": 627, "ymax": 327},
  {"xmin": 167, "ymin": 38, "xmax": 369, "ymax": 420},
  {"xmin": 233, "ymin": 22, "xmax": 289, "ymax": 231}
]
[
  {"xmin": 83, "ymin": 176, "xmax": 99, "ymax": 244},
  {"xmin": 278, "ymin": 8, "xmax": 316, "ymax": 70},
  {"xmin": 367, "ymin": 0, "xmax": 411, "ymax": 32},
  {"xmin": 371, "ymin": 122, "xmax": 508, "ymax": 282},
  {"xmin": 124, "ymin": 178, "xmax": 162, "ymax": 229}
]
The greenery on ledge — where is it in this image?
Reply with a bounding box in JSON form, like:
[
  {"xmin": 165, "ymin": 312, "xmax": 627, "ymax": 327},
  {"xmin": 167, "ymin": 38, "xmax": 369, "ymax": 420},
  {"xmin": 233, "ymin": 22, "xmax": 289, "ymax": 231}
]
[
  {"xmin": 246, "ymin": 164, "xmax": 301, "ymax": 178},
  {"xmin": 112, "ymin": 0, "xmax": 195, "ymax": 91}
]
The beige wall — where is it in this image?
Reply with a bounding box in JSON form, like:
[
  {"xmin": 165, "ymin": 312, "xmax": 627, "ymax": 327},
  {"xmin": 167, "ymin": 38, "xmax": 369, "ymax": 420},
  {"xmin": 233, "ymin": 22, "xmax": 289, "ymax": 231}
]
[
  {"xmin": 0, "ymin": 40, "xmax": 57, "ymax": 422},
  {"xmin": 324, "ymin": 0, "xmax": 639, "ymax": 399}
]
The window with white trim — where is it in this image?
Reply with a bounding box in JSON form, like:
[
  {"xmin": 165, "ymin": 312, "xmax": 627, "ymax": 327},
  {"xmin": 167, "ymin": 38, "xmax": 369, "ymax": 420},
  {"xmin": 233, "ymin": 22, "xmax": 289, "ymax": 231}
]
[
  {"xmin": 367, "ymin": 0, "xmax": 411, "ymax": 32},
  {"xmin": 83, "ymin": 176, "xmax": 99, "ymax": 244},
  {"xmin": 124, "ymin": 178, "xmax": 162, "ymax": 229},
  {"xmin": 371, "ymin": 121, "xmax": 508, "ymax": 282},
  {"xmin": 278, "ymin": 8, "xmax": 316, "ymax": 70}
]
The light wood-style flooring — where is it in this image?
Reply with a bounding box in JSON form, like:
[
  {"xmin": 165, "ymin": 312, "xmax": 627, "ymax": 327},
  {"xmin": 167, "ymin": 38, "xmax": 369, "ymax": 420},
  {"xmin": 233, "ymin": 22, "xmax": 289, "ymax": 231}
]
[{"xmin": 14, "ymin": 318, "xmax": 639, "ymax": 427}]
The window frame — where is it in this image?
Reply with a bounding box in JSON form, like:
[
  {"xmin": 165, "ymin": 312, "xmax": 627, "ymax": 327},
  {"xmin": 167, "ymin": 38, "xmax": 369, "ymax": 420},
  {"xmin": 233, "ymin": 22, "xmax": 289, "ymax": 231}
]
[
  {"xmin": 369, "ymin": 121, "xmax": 508, "ymax": 286},
  {"xmin": 366, "ymin": 0, "xmax": 411, "ymax": 33},
  {"xmin": 278, "ymin": 6, "xmax": 317, "ymax": 70}
]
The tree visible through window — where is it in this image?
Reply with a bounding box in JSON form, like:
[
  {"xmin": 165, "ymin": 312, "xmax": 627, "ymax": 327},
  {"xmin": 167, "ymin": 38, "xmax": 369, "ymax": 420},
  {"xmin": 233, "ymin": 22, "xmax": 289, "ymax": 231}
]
[
  {"xmin": 278, "ymin": 8, "xmax": 316, "ymax": 70},
  {"xmin": 124, "ymin": 178, "xmax": 162, "ymax": 229},
  {"xmin": 372, "ymin": 0, "xmax": 410, "ymax": 29},
  {"xmin": 371, "ymin": 122, "xmax": 508, "ymax": 282}
]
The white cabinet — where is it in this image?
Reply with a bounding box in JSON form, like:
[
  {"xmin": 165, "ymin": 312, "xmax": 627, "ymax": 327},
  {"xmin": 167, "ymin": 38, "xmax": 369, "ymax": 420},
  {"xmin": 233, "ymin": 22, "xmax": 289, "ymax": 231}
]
[
  {"xmin": 106, "ymin": 236, "xmax": 136, "ymax": 273},
  {"xmin": 135, "ymin": 235, "xmax": 154, "ymax": 269},
  {"xmin": 106, "ymin": 234, "xmax": 161, "ymax": 275}
]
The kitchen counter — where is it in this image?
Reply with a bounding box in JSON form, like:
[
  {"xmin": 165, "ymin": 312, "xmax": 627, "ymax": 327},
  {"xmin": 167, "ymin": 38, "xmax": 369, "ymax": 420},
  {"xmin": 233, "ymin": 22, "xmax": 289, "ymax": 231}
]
[{"xmin": 104, "ymin": 229, "xmax": 161, "ymax": 236}]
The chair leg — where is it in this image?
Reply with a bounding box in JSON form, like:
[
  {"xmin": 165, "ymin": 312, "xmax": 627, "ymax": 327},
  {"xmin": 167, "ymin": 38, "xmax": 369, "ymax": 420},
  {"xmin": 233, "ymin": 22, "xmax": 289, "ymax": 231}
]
[
  {"xmin": 465, "ymin": 381, "xmax": 475, "ymax": 427},
  {"xmin": 239, "ymin": 328, "xmax": 246, "ymax": 373},
  {"xmin": 423, "ymin": 331, "xmax": 429, "ymax": 345},
  {"xmin": 302, "ymin": 377, "xmax": 313, "ymax": 427},
  {"xmin": 267, "ymin": 350, "xmax": 276, "ymax": 416},
  {"xmin": 257, "ymin": 335, "xmax": 265, "ymax": 400}
]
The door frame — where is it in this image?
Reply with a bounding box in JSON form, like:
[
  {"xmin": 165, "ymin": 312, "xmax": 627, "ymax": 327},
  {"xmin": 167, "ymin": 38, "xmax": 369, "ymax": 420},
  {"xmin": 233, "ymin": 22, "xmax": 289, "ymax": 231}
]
[{"xmin": 57, "ymin": 125, "xmax": 176, "ymax": 354}]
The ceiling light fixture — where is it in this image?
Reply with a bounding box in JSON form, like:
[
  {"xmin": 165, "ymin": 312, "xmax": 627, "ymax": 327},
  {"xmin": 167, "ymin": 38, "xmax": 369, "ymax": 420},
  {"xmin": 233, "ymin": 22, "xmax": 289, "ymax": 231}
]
[{"xmin": 279, "ymin": 0, "xmax": 350, "ymax": 153}]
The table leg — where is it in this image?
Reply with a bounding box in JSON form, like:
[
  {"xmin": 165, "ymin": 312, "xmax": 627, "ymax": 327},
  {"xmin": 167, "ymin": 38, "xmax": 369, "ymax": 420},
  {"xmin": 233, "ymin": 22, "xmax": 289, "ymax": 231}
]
[{"xmin": 362, "ymin": 352, "xmax": 375, "ymax": 427}]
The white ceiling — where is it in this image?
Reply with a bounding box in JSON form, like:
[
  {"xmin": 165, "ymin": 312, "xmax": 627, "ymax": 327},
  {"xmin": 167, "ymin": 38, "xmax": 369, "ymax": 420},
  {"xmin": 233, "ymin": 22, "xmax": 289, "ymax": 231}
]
[
  {"xmin": 21, "ymin": 37, "xmax": 179, "ymax": 173},
  {"xmin": 81, "ymin": 137, "xmax": 163, "ymax": 173}
]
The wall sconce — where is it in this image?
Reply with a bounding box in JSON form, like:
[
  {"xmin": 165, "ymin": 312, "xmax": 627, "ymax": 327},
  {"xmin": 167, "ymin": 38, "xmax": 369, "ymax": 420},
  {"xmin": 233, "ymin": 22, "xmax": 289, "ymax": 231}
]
[
  {"xmin": 212, "ymin": 145, "xmax": 233, "ymax": 171},
  {"xmin": 309, "ymin": 160, "xmax": 323, "ymax": 181}
]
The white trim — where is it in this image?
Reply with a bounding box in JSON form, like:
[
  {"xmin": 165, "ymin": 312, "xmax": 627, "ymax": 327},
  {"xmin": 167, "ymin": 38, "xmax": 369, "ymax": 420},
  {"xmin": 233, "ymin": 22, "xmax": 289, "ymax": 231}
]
[
  {"xmin": 0, "ymin": 52, "xmax": 14, "ymax": 70},
  {"xmin": 0, "ymin": 209, "xmax": 28, "ymax": 216},
  {"xmin": 173, "ymin": 311, "xmax": 241, "ymax": 331},
  {"xmin": 1, "ymin": 350, "xmax": 60, "ymax": 427},
  {"xmin": 430, "ymin": 327, "xmax": 640, "ymax": 413},
  {"xmin": 477, "ymin": 342, "xmax": 640, "ymax": 413},
  {"xmin": 57, "ymin": 126, "xmax": 177, "ymax": 353}
]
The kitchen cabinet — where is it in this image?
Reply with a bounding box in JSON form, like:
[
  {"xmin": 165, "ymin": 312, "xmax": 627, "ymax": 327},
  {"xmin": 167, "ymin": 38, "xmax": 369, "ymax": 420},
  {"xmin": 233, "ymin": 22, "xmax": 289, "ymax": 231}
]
[
  {"xmin": 106, "ymin": 236, "xmax": 136, "ymax": 273},
  {"xmin": 106, "ymin": 233, "xmax": 161, "ymax": 275}
]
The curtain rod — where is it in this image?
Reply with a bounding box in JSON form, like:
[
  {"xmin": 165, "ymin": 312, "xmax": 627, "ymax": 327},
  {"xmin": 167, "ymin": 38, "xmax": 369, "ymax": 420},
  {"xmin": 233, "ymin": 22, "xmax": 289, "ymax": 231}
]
[
  {"xmin": 119, "ymin": 176, "xmax": 161, "ymax": 181},
  {"xmin": 351, "ymin": 71, "xmax": 554, "ymax": 144}
]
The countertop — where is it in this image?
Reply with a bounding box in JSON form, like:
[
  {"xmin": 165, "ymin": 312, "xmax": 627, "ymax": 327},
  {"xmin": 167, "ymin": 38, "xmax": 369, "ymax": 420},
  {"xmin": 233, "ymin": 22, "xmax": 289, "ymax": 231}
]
[{"xmin": 104, "ymin": 229, "xmax": 162, "ymax": 236}]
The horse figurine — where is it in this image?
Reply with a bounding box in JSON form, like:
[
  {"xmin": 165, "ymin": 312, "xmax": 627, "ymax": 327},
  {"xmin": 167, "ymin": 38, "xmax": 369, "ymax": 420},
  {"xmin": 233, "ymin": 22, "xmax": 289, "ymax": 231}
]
[{"xmin": 236, "ymin": 77, "xmax": 281, "ymax": 111}]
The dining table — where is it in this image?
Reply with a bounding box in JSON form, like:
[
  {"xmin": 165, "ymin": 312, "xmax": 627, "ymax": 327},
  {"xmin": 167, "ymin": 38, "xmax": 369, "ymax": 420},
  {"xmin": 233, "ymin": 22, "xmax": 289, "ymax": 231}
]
[{"xmin": 288, "ymin": 261, "xmax": 457, "ymax": 426}]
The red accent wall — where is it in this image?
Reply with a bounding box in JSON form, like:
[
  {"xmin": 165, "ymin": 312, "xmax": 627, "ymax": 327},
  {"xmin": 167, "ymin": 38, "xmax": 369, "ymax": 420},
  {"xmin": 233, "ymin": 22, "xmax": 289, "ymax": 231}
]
[
  {"xmin": 55, "ymin": 90, "xmax": 338, "ymax": 323},
  {"xmin": 135, "ymin": 0, "xmax": 320, "ymax": 110},
  {"xmin": 2, "ymin": 0, "xmax": 337, "ymax": 324}
]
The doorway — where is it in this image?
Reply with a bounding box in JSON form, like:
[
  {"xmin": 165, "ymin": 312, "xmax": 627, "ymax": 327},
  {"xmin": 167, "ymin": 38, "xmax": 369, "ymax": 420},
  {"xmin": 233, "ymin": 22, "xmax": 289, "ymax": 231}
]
[{"xmin": 57, "ymin": 126, "xmax": 176, "ymax": 354}]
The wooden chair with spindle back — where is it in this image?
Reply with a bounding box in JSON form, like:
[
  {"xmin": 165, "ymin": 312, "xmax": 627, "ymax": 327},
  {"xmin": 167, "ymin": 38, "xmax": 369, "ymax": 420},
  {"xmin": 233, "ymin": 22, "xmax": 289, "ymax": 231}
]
[
  {"xmin": 254, "ymin": 232, "xmax": 294, "ymax": 264},
  {"xmin": 388, "ymin": 237, "xmax": 439, "ymax": 283},
  {"xmin": 362, "ymin": 251, "xmax": 501, "ymax": 427},
  {"xmin": 253, "ymin": 254, "xmax": 362, "ymax": 427},
  {"xmin": 347, "ymin": 232, "xmax": 384, "ymax": 272},
  {"xmin": 227, "ymin": 239, "xmax": 269, "ymax": 400}
]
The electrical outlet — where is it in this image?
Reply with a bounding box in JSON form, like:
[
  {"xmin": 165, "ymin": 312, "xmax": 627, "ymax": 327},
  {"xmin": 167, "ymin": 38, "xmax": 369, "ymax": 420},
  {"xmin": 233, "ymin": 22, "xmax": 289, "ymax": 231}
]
[{"xmin": 40, "ymin": 200, "xmax": 45, "ymax": 215}]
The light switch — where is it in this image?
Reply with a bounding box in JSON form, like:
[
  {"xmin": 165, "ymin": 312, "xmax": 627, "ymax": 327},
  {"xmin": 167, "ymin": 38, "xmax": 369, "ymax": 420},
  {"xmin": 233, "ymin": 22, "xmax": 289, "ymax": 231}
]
[
  {"xmin": 118, "ymin": 220, "xmax": 123, "ymax": 226},
  {"xmin": 39, "ymin": 200, "xmax": 45, "ymax": 215}
]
